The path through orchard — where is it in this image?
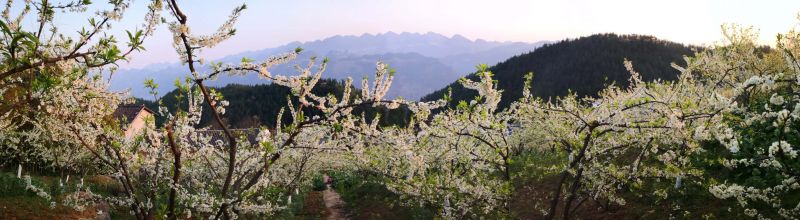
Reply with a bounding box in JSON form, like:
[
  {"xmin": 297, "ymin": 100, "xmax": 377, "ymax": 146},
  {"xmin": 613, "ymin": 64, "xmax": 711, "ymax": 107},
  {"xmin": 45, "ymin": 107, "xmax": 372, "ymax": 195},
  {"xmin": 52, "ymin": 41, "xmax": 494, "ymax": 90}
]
[{"xmin": 323, "ymin": 175, "xmax": 348, "ymax": 220}]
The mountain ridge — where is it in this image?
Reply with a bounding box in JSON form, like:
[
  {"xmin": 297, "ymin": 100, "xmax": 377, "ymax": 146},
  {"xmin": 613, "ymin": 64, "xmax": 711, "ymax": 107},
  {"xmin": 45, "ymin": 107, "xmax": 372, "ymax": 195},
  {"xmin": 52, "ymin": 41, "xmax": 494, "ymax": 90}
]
[{"xmin": 110, "ymin": 32, "xmax": 547, "ymax": 100}]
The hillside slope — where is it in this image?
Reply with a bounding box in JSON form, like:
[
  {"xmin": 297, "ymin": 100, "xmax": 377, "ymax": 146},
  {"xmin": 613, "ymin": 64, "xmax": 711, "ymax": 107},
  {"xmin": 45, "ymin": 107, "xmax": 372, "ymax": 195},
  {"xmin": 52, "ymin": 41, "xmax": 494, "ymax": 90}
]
[{"xmin": 421, "ymin": 34, "xmax": 697, "ymax": 108}]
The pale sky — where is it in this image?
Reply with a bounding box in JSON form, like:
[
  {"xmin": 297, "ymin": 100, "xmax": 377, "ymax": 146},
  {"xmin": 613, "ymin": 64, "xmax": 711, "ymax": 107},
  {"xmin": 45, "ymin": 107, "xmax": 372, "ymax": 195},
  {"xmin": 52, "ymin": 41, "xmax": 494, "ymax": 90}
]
[{"xmin": 42, "ymin": 0, "xmax": 800, "ymax": 69}]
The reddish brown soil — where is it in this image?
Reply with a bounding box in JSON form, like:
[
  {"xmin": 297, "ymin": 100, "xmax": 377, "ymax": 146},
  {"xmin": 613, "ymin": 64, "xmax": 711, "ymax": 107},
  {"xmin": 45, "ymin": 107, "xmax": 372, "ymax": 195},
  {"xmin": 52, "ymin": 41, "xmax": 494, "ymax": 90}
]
[
  {"xmin": 296, "ymin": 190, "xmax": 327, "ymax": 219},
  {"xmin": 510, "ymin": 176, "xmax": 639, "ymax": 220},
  {"xmin": 0, "ymin": 197, "xmax": 99, "ymax": 220},
  {"xmin": 323, "ymin": 184, "xmax": 347, "ymax": 220}
]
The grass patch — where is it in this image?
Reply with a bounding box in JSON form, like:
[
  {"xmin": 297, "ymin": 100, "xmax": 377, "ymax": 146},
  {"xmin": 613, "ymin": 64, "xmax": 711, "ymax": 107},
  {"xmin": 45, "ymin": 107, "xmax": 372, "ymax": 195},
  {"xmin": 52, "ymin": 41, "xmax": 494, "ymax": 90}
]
[{"xmin": 0, "ymin": 171, "xmax": 132, "ymax": 219}]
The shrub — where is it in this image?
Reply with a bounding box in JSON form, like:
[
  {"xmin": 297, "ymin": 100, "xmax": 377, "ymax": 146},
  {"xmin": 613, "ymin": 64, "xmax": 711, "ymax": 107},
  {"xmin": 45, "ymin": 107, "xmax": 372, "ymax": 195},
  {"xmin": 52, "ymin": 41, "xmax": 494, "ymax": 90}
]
[{"xmin": 311, "ymin": 174, "xmax": 327, "ymax": 191}]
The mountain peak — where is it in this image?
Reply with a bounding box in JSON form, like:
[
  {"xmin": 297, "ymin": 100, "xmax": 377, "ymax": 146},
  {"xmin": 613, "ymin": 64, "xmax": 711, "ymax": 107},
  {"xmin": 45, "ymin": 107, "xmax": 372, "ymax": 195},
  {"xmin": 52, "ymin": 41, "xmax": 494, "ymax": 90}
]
[
  {"xmin": 451, "ymin": 34, "xmax": 470, "ymax": 42},
  {"xmin": 112, "ymin": 32, "xmax": 546, "ymax": 99}
]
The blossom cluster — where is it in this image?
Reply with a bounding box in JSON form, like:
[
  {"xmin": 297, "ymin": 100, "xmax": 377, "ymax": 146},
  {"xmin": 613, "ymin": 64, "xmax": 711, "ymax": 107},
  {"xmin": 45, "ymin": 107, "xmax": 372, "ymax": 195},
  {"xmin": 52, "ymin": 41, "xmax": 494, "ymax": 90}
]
[{"xmin": 5, "ymin": 1, "xmax": 800, "ymax": 219}]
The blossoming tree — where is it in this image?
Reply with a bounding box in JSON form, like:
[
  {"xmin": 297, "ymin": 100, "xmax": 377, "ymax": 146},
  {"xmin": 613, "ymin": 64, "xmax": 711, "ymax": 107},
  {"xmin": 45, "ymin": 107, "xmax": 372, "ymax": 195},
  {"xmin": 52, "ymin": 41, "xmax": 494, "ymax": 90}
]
[
  {"xmin": 2, "ymin": 0, "xmax": 404, "ymax": 219},
  {"xmin": 352, "ymin": 24, "xmax": 800, "ymax": 219},
  {"xmin": 348, "ymin": 66, "xmax": 530, "ymax": 217},
  {"xmin": 4, "ymin": 0, "xmax": 800, "ymax": 219},
  {"xmin": 699, "ymin": 27, "xmax": 800, "ymax": 219},
  {"xmin": 0, "ymin": 0, "xmax": 159, "ymax": 177}
]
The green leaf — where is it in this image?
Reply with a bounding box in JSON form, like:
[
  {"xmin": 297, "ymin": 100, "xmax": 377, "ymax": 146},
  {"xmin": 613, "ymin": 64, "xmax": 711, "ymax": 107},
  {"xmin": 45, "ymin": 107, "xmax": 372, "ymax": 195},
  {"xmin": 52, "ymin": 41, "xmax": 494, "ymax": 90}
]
[
  {"xmin": 0, "ymin": 20, "xmax": 11, "ymax": 36},
  {"xmin": 333, "ymin": 123, "xmax": 343, "ymax": 132},
  {"xmin": 144, "ymin": 78, "xmax": 158, "ymax": 90},
  {"xmin": 475, "ymin": 63, "xmax": 489, "ymax": 72}
]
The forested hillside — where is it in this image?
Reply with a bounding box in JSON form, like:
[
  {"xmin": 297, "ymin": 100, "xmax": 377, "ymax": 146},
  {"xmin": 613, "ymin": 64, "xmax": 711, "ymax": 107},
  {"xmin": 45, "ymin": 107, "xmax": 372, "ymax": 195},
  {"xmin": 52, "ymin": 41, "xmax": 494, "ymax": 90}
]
[
  {"xmin": 422, "ymin": 34, "xmax": 697, "ymax": 108},
  {"xmin": 137, "ymin": 79, "xmax": 409, "ymax": 128}
]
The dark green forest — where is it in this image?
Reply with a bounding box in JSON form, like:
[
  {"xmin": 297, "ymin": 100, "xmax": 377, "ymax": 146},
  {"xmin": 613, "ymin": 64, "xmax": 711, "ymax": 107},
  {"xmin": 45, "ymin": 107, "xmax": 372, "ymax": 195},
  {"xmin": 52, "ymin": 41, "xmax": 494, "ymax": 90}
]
[
  {"xmin": 137, "ymin": 79, "xmax": 410, "ymax": 128},
  {"xmin": 421, "ymin": 33, "xmax": 698, "ymax": 109}
]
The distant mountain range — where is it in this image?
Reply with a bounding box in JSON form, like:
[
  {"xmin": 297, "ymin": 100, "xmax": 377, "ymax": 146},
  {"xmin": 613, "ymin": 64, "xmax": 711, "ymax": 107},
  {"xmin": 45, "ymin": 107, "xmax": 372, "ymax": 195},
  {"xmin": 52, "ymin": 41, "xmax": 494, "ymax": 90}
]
[{"xmin": 111, "ymin": 32, "xmax": 547, "ymax": 100}]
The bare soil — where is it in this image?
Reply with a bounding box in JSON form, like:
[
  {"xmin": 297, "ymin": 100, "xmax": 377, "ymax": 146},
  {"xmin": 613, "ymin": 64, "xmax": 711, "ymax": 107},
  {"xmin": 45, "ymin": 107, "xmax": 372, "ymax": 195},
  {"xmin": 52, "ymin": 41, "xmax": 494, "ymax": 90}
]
[
  {"xmin": 323, "ymin": 183, "xmax": 348, "ymax": 220},
  {"xmin": 0, "ymin": 197, "xmax": 100, "ymax": 220}
]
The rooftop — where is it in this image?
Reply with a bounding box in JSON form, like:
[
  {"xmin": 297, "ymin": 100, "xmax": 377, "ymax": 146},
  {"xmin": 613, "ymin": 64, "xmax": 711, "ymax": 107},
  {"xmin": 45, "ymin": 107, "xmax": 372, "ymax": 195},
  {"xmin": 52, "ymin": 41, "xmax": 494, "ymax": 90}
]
[{"xmin": 112, "ymin": 104, "xmax": 154, "ymax": 124}]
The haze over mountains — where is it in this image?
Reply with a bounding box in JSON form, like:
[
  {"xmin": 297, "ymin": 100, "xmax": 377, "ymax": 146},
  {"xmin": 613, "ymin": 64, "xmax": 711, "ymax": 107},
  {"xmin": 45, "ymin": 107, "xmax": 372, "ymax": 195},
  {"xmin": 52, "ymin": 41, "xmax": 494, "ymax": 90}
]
[{"xmin": 112, "ymin": 32, "xmax": 546, "ymax": 100}]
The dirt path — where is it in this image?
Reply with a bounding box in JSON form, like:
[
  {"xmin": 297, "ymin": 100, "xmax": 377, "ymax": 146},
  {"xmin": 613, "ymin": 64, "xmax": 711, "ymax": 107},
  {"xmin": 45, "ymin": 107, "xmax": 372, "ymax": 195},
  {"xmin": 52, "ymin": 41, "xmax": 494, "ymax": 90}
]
[{"xmin": 323, "ymin": 176, "xmax": 348, "ymax": 220}]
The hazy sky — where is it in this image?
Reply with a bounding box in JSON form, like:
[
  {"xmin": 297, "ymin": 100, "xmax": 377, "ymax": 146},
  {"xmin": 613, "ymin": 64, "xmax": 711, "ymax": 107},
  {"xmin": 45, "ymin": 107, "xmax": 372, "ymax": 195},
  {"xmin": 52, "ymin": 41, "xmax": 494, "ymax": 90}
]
[{"xmin": 44, "ymin": 0, "xmax": 800, "ymax": 69}]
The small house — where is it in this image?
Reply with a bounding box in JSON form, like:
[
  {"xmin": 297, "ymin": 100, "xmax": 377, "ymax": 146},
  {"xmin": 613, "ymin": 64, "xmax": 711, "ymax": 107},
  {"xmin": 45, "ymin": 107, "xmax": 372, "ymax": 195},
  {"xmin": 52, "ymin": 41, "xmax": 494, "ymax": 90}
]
[{"xmin": 113, "ymin": 104, "xmax": 154, "ymax": 138}]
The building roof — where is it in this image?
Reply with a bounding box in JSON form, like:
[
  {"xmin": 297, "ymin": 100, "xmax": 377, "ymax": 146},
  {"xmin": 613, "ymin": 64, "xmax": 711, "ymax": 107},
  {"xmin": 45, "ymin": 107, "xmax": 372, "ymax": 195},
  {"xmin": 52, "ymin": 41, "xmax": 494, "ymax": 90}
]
[
  {"xmin": 112, "ymin": 104, "xmax": 263, "ymax": 146},
  {"xmin": 113, "ymin": 104, "xmax": 154, "ymax": 124}
]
